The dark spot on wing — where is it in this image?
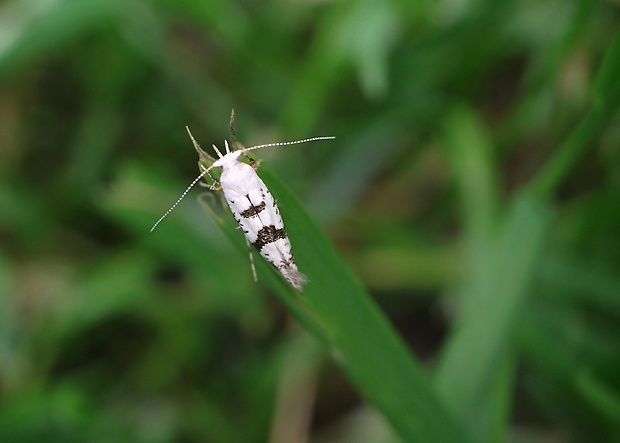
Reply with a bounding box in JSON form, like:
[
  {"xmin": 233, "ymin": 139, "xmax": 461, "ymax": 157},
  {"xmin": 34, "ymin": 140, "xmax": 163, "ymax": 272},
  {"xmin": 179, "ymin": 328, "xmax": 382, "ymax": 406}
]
[
  {"xmin": 240, "ymin": 201, "xmax": 266, "ymax": 218},
  {"xmin": 252, "ymin": 225, "xmax": 287, "ymax": 250}
]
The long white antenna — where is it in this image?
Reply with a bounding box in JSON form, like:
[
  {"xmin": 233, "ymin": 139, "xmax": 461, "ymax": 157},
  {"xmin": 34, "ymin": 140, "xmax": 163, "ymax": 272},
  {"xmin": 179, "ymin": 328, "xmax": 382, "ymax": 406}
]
[
  {"xmin": 242, "ymin": 136, "xmax": 336, "ymax": 154},
  {"xmin": 149, "ymin": 164, "xmax": 216, "ymax": 233}
]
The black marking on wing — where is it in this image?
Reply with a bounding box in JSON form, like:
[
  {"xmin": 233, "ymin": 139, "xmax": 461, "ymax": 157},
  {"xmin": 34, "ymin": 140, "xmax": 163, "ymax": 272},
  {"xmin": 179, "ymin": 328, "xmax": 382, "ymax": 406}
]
[
  {"xmin": 240, "ymin": 201, "xmax": 266, "ymax": 218},
  {"xmin": 253, "ymin": 225, "xmax": 287, "ymax": 250}
]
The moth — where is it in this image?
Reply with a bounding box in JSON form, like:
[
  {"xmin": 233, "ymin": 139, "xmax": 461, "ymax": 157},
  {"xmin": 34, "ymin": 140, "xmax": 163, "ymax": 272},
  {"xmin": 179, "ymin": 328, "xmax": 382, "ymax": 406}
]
[{"xmin": 150, "ymin": 111, "xmax": 334, "ymax": 293}]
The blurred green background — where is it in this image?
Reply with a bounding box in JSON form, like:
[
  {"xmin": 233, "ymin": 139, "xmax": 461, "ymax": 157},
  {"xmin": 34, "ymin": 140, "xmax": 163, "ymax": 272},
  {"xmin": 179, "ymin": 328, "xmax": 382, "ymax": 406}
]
[{"xmin": 1, "ymin": 0, "xmax": 620, "ymax": 442}]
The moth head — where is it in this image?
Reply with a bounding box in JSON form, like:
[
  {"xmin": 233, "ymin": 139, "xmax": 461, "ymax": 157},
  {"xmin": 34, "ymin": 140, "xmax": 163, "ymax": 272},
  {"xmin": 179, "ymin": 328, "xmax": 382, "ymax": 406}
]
[{"xmin": 212, "ymin": 140, "xmax": 243, "ymax": 168}]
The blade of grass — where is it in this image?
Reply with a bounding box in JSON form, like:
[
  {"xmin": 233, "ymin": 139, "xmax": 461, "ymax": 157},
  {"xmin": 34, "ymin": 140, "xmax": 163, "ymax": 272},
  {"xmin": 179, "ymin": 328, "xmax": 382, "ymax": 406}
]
[
  {"xmin": 0, "ymin": 253, "xmax": 14, "ymax": 388},
  {"xmin": 529, "ymin": 28, "xmax": 620, "ymax": 199},
  {"xmin": 440, "ymin": 106, "xmax": 498, "ymax": 250},
  {"xmin": 200, "ymin": 166, "xmax": 468, "ymax": 443},
  {"xmin": 436, "ymin": 104, "xmax": 551, "ymax": 441},
  {"xmin": 576, "ymin": 371, "xmax": 620, "ymax": 429},
  {"xmin": 496, "ymin": 0, "xmax": 596, "ymax": 148},
  {"xmin": 435, "ymin": 194, "xmax": 551, "ymax": 439}
]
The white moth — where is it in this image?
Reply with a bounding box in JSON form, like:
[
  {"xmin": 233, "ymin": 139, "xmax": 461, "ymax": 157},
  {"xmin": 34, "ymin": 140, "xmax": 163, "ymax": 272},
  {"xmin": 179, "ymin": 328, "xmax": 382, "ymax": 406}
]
[{"xmin": 150, "ymin": 111, "xmax": 334, "ymax": 293}]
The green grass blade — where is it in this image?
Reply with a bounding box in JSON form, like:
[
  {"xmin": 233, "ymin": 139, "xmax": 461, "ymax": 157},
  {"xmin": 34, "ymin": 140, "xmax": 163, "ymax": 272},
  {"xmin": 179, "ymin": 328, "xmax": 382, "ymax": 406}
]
[
  {"xmin": 593, "ymin": 28, "xmax": 620, "ymax": 103},
  {"xmin": 0, "ymin": 253, "xmax": 14, "ymax": 384},
  {"xmin": 441, "ymin": 106, "xmax": 498, "ymax": 248},
  {"xmin": 437, "ymin": 107, "xmax": 552, "ymax": 440},
  {"xmin": 576, "ymin": 371, "xmax": 620, "ymax": 428},
  {"xmin": 436, "ymin": 107, "xmax": 516, "ymax": 441},
  {"xmin": 200, "ymin": 166, "xmax": 468, "ymax": 443},
  {"xmin": 434, "ymin": 194, "xmax": 552, "ymax": 439},
  {"xmin": 530, "ymin": 28, "xmax": 620, "ymax": 199}
]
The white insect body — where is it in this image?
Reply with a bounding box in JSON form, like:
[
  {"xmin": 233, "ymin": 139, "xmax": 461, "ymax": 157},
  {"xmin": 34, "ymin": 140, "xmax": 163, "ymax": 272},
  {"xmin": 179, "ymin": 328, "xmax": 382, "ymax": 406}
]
[{"xmin": 150, "ymin": 112, "xmax": 334, "ymax": 293}]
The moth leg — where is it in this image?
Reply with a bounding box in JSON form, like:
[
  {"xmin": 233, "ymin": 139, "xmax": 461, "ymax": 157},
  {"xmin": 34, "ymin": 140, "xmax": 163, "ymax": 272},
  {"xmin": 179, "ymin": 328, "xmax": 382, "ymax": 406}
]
[
  {"xmin": 228, "ymin": 109, "xmax": 245, "ymax": 151},
  {"xmin": 199, "ymin": 162, "xmax": 221, "ymax": 190},
  {"xmin": 243, "ymin": 154, "xmax": 261, "ymax": 171},
  {"xmin": 245, "ymin": 236, "xmax": 258, "ymax": 283},
  {"xmin": 229, "ymin": 109, "xmax": 238, "ymax": 147}
]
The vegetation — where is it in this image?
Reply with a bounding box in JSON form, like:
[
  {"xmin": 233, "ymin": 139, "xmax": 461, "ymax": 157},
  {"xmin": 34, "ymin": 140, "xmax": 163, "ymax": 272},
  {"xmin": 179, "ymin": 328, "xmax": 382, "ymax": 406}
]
[{"xmin": 1, "ymin": 0, "xmax": 619, "ymax": 442}]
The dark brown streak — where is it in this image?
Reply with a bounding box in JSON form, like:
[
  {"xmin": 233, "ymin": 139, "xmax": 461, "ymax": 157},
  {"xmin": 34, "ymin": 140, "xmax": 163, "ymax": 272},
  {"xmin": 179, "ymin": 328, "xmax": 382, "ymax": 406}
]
[
  {"xmin": 240, "ymin": 201, "xmax": 266, "ymax": 218},
  {"xmin": 253, "ymin": 225, "xmax": 287, "ymax": 250}
]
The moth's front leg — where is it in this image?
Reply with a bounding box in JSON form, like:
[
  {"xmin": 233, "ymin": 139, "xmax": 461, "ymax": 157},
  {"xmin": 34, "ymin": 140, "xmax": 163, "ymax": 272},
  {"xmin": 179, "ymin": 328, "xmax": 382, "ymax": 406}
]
[
  {"xmin": 198, "ymin": 162, "xmax": 221, "ymax": 190},
  {"xmin": 243, "ymin": 154, "xmax": 262, "ymax": 171}
]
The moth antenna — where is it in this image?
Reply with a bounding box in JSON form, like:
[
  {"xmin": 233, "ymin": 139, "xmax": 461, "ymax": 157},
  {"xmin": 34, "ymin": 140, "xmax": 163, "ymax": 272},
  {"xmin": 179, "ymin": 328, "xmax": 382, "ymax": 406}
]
[
  {"xmin": 242, "ymin": 136, "xmax": 336, "ymax": 154},
  {"xmin": 149, "ymin": 164, "xmax": 216, "ymax": 233},
  {"xmin": 224, "ymin": 139, "xmax": 231, "ymax": 154}
]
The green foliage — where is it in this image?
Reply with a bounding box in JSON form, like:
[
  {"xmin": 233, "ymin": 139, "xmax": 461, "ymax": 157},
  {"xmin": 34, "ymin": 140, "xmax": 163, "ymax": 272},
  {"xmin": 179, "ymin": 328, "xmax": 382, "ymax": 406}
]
[{"xmin": 1, "ymin": 0, "xmax": 620, "ymax": 442}]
